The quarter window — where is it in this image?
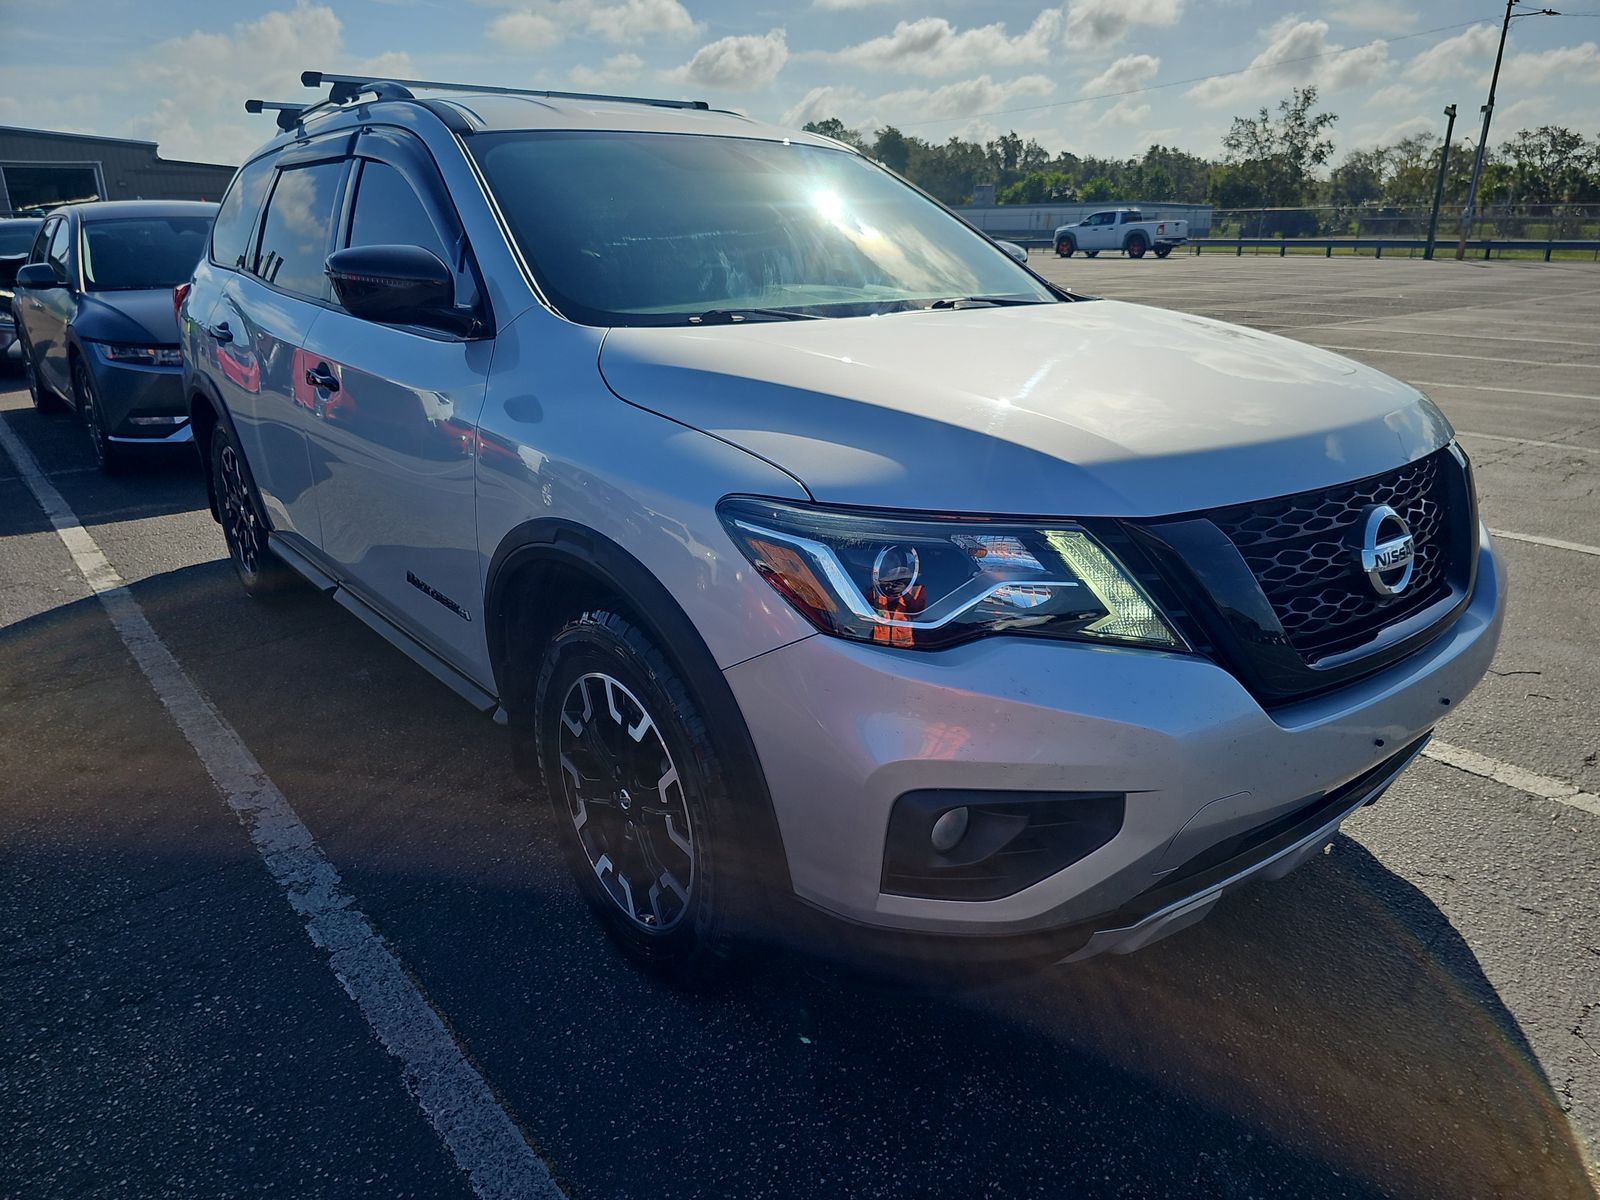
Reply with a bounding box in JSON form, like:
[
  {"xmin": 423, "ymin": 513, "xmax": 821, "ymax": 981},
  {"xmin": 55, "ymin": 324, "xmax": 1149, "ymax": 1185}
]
[
  {"xmin": 347, "ymin": 160, "xmax": 450, "ymax": 266},
  {"xmin": 253, "ymin": 160, "xmax": 346, "ymax": 300},
  {"xmin": 211, "ymin": 156, "xmax": 275, "ymax": 271}
]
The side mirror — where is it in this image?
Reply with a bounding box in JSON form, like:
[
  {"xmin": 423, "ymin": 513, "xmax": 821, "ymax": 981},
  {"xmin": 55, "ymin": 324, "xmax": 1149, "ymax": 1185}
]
[
  {"xmin": 996, "ymin": 240, "xmax": 1028, "ymax": 265},
  {"xmin": 325, "ymin": 244, "xmax": 473, "ymax": 334},
  {"xmin": 15, "ymin": 263, "xmax": 67, "ymax": 290}
]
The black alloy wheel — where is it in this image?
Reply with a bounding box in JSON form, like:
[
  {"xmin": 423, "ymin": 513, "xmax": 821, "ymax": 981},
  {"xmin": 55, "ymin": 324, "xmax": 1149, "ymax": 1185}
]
[
  {"xmin": 1154, "ymin": 245, "xmax": 1173, "ymax": 259},
  {"xmin": 1056, "ymin": 238, "xmax": 1075, "ymax": 257},
  {"xmin": 73, "ymin": 357, "xmax": 121, "ymax": 473},
  {"xmin": 558, "ymin": 671, "xmax": 696, "ymax": 933},
  {"xmin": 534, "ymin": 609, "xmax": 733, "ymax": 976},
  {"xmin": 1126, "ymin": 235, "xmax": 1148, "ymax": 259},
  {"xmin": 210, "ymin": 423, "xmax": 284, "ymax": 595}
]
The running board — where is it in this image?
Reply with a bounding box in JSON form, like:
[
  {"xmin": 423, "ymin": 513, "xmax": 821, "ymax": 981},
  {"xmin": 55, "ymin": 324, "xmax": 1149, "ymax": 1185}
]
[
  {"xmin": 267, "ymin": 531, "xmax": 498, "ymax": 715},
  {"xmin": 331, "ymin": 585, "xmax": 500, "ymax": 714},
  {"xmin": 267, "ymin": 532, "xmax": 338, "ymax": 592}
]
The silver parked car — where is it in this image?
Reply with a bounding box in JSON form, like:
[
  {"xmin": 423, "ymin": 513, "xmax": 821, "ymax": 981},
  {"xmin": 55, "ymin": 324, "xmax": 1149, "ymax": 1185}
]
[
  {"xmin": 181, "ymin": 72, "xmax": 1504, "ymax": 976},
  {"xmin": 15, "ymin": 201, "xmax": 216, "ymax": 470}
]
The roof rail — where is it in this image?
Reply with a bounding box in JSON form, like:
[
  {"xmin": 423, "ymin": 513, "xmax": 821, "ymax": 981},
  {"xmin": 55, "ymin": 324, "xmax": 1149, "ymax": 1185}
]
[{"xmin": 301, "ymin": 70, "xmax": 710, "ymax": 112}]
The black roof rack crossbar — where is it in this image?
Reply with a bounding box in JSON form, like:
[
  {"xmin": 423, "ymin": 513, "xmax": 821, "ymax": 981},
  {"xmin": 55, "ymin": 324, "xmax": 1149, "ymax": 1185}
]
[
  {"xmin": 245, "ymin": 99, "xmax": 308, "ymax": 133},
  {"xmin": 302, "ymin": 70, "xmax": 709, "ymax": 111}
]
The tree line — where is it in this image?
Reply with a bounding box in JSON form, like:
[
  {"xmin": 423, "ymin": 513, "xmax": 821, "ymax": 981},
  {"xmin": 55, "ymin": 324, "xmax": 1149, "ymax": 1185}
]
[{"xmin": 802, "ymin": 87, "xmax": 1600, "ymax": 235}]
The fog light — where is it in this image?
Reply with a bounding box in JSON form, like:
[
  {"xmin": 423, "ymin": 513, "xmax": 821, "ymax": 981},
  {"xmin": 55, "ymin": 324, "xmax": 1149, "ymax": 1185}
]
[{"xmin": 930, "ymin": 806, "xmax": 969, "ymax": 854}]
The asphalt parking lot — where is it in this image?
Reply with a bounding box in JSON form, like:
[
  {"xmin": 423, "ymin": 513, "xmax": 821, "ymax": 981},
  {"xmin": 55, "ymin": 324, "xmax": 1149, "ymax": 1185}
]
[{"xmin": 2, "ymin": 254, "xmax": 1597, "ymax": 1199}]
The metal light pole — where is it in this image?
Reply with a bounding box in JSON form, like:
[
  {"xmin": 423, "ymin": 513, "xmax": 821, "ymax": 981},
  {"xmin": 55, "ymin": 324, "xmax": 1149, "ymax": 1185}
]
[
  {"xmin": 1455, "ymin": 2, "xmax": 1561, "ymax": 260},
  {"xmin": 1425, "ymin": 105, "xmax": 1457, "ymax": 260}
]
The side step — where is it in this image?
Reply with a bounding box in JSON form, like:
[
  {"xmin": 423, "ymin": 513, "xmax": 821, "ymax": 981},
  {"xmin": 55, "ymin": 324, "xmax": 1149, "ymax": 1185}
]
[{"xmin": 267, "ymin": 532, "xmax": 499, "ymax": 714}]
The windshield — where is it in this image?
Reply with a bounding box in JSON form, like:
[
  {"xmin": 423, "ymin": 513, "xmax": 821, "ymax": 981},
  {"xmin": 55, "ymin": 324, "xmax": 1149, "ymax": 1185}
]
[
  {"xmin": 82, "ymin": 215, "xmax": 213, "ymax": 291},
  {"xmin": 0, "ymin": 222, "xmax": 40, "ymax": 257},
  {"xmin": 470, "ymin": 131, "xmax": 1056, "ymax": 325}
]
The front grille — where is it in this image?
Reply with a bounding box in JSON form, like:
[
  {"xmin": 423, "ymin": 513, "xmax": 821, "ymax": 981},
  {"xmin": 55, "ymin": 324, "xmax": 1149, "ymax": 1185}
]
[{"xmin": 1208, "ymin": 452, "xmax": 1454, "ymax": 659}]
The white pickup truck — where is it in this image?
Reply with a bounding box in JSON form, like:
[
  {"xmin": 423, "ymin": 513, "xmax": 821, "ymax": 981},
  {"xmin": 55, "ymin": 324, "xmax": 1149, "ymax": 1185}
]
[{"xmin": 1053, "ymin": 208, "xmax": 1187, "ymax": 259}]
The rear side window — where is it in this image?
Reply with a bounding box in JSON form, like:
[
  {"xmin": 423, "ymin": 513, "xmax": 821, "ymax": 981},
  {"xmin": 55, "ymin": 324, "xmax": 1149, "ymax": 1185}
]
[
  {"xmin": 210, "ymin": 157, "xmax": 275, "ymax": 271},
  {"xmin": 347, "ymin": 160, "xmax": 450, "ymax": 266},
  {"xmin": 253, "ymin": 160, "xmax": 346, "ymax": 300}
]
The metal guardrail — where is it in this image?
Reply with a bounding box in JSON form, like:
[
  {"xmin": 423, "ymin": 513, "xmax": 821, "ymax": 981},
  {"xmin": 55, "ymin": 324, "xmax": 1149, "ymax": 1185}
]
[
  {"xmin": 1003, "ymin": 233, "xmax": 1600, "ymax": 261},
  {"xmin": 1188, "ymin": 236, "xmax": 1600, "ymax": 262}
]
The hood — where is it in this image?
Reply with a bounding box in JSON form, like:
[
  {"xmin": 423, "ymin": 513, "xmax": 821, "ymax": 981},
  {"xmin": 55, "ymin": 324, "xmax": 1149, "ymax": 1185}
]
[
  {"xmin": 74, "ymin": 289, "xmax": 179, "ymax": 346},
  {"xmin": 598, "ymin": 300, "xmax": 1453, "ymax": 517}
]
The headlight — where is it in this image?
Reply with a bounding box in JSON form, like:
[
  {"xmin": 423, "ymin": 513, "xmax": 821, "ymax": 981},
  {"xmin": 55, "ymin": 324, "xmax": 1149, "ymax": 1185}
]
[
  {"xmin": 718, "ymin": 497, "xmax": 1184, "ymax": 651},
  {"xmin": 98, "ymin": 343, "xmax": 182, "ymax": 367}
]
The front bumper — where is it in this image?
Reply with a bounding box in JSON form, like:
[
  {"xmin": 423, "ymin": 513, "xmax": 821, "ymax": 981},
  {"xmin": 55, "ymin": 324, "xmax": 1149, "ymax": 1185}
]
[
  {"xmin": 86, "ymin": 349, "xmax": 187, "ymax": 439},
  {"xmin": 724, "ymin": 527, "xmax": 1503, "ymax": 955}
]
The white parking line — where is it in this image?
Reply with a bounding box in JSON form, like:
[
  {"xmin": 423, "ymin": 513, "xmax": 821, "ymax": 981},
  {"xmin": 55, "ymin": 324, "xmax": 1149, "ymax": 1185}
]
[
  {"xmin": 1424, "ymin": 741, "xmax": 1600, "ymax": 819},
  {"xmin": 1488, "ymin": 528, "xmax": 1600, "ymax": 557},
  {"xmin": 1409, "ymin": 380, "xmax": 1599, "ymax": 401},
  {"xmin": 1457, "ymin": 431, "xmax": 1600, "ymax": 454},
  {"xmin": 0, "ymin": 414, "xmax": 562, "ymax": 1200},
  {"xmin": 1306, "ymin": 343, "xmax": 1600, "ymax": 370}
]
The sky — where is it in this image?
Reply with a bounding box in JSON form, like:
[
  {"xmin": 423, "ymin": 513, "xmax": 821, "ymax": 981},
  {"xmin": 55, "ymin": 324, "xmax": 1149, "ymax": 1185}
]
[{"xmin": 2, "ymin": 0, "xmax": 1598, "ymax": 168}]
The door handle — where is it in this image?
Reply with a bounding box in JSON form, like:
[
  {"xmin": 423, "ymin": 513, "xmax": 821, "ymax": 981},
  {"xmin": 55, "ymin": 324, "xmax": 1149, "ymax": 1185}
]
[
  {"xmin": 305, "ymin": 363, "xmax": 340, "ymax": 393},
  {"xmin": 205, "ymin": 320, "xmax": 233, "ymax": 344}
]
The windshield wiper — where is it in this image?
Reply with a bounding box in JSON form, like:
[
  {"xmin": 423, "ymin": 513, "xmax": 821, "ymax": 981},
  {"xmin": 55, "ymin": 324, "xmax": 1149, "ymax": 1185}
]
[
  {"xmin": 925, "ymin": 295, "xmax": 1046, "ymax": 310},
  {"xmin": 687, "ymin": 307, "xmax": 826, "ymax": 325}
]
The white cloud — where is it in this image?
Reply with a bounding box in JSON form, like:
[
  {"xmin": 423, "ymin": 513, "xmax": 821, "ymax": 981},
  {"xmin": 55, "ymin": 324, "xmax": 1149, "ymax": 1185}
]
[
  {"xmin": 490, "ymin": 0, "xmax": 698, "ymax": 49},
  {"xmin": 1405, "ymin": 24, "xmax": 1497, "ymax": 83},
  {"xmin": 1500, "ymin": 42, "xmax": 1600, "ymax": 88},
  {"xmin": 812, "ymin": 0, "xmax": 895, "ymax": 7},
  {"xmin": 1499, "ymin": 95, "xmax": 1553, "ymax": 130},
  {"xmin": 491, "ymin": 11, "xmax": 561, "ymax": 50},
  {"xmin": 1367, "ymin": 82, "xmax": 1421, "ymax": 111},
  {"xmin": 569, "ymin": 52, "xmax": 644, "ymax": 87},
  {"xmin": 781, "ymin": 74, "xmax": 1054, "ymax": 131},
  {"xmin": 1187, "ymin": 18, "xmax": 1390, "ymax": 107},
  {"xmin": 1329, "ymin": 1, "xmax": 1418, "ymax": 34},
  {"xmin": 129, "ymin": 4, "xmax": 413, "ymax": 163},
  {"xmin": 1065, "ymin": 0, "xmax": 1183, "ymax": 51},
  {"xmin": 812, "ymin": 11, "xmax": 1062, "ymax": 77},
  {"xmin": 1098, "ymin": 99, "xmax": 1152, "ymax": 127},
  {"xmin": 671, "ymin": 29, "xmax": 788, "ymax": 91},
  {"xmin": 1082, "ymin": 53, "xmax": 1160, "ymax": 96}
]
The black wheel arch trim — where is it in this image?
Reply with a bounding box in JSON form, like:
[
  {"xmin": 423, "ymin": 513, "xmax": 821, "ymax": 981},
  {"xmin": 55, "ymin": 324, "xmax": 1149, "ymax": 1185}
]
[{"xmin": 485, "ymin": 517, "xmax": 796, "ymax": 906}]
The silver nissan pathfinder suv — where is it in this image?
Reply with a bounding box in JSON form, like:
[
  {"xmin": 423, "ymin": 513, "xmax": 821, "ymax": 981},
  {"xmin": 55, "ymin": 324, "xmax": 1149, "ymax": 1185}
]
[{"xmin": 180, "ymin": 72, "xmax": 1504, "ymax": 975}]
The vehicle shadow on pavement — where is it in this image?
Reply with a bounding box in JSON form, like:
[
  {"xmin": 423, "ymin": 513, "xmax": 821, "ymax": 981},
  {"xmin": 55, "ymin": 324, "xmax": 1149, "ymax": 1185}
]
[
  {"xmin": 3, "ymin": 562, "xmax": 1595, "ymax": 1200},
  {"xmin": 0, "ymin": 405, "xmax": 207, "ymax": 535}
]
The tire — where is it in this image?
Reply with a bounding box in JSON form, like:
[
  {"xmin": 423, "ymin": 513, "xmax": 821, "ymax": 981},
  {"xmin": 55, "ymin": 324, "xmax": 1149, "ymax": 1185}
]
[
  {"xmin": 22, "ymin": 336, "xmax": 63, "ymax": 412},
  {"xmin": 209, "ymin": 419, "xmax": 288, "ymax": 596},
  {"xmin": 1084, "ymin": 250, "xmax": 1099, "ymax": 258},
  {"xmin": 534, "ymin": 609, "xmax": 734, "ymax": 978},
  {"xmin": 1126, "ymin": 235, "xmax": 1148, "ymax": 259},
  {"xmin": 1154, "ymin": 245, "xmax": 1173, "ymax": 259},
  {"xmin": 73, "ymin": 356, "xmax": 123, "ymax": 474},
  {"xmin": 1055, "ymin": 238, "xmax": 1075, "ymax": 258}
]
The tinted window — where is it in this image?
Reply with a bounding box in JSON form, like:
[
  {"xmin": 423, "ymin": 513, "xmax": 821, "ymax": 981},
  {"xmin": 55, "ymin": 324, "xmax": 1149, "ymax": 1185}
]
[
  {"xmin": 211, "ymin": 157, "xmax": 275, "ymax": 270},
  {"xmin": 470, "ymin": 131, "xmax": 1053, "ymax": 326},
  {"xmin": 46, "ymin": 219, "xmax": 71, "ymax": 281},
  {"xmin": 347, "ymin": 161, "xmax": 449, "ymax": 265},
  {"xmin": 0, "ymin": 221, "xmax": 41, "ymax": 257},
  {"xmin": 81, "ymin": 216, "xmax": 213, "ymax": 292},
  {"xmin": 254, "ymin": 160, "xmax": 346, "ymax": 300}
]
